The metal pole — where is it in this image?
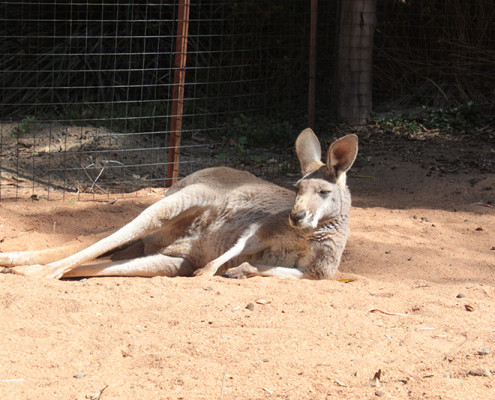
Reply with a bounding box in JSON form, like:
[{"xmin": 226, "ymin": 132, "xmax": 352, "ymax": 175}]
[
  {"xmin": 308, "ymin": 0, "xmax": 318, "ymax": 130},
  {"xmin": 167, "ymin": 0, "xmax": 191, "ymax": 186}
]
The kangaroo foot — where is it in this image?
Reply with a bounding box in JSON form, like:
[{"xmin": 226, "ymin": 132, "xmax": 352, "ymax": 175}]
[
  {"xmin": 223, "ymin": 262, "xmax": 257, "ymax": 279},
  {"xmin": 13, "ymin": 264, "xmax": 66, "ymax": 279},
  {"xmin": 12, "ymin": 264, "xmax": 49, "ymax": 277}
]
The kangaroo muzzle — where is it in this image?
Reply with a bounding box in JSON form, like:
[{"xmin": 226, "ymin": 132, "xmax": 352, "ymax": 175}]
[{"xmin": 289, "ymin": 210, "xmax": 307, "ymax": 225}]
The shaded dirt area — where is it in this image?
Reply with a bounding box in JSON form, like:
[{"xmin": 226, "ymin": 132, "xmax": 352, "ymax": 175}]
[
  {"xmin": 0, "ymin": 121, "xmax": 296, "ymax": 194},
  {"xmin": 0, "ymin": 129, "xmax": 494, "ymax": 399}
]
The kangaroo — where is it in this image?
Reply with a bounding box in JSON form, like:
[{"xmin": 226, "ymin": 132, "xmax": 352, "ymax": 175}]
[{"xmin": 0, "ymin": 128, "xmax": 358, "ymax": 280}]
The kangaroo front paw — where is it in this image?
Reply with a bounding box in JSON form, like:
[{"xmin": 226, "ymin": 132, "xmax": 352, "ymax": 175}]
[
  {"xmin": 223, "ymin": 262, "xmax": 257, "ymax": 279},
  {"xmin": 193, "ymin": 267, "xmax": 216, "ymax": 277},
  {"xmin": 194, "ymin": 261, "xmax": 220, "ymax": 277}
]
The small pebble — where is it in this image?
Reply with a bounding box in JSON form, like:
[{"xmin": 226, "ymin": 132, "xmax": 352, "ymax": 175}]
[
  {"xmin": 375, "ymin": 390, "xmax": 386, "ymax": 397},
  {"xmin": 456, "ymin": 293, "xmax": 466, "ymax": 298},
  {"xmin": 477, "ymin": 348, "xmax": 490, "ymax": 356},
  {"xmin": 468, "ymin": 368, "xmax": 491, "ymax": 377},
  {"xmin": 246, "ymin": 302, "xmax": 255, "ymax": 311},
  {"xmin": 73, "ymin": 373, "xmax": 85, "ymax": 379}
]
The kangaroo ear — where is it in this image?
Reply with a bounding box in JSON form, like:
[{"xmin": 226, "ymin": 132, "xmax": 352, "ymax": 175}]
[
  {"xmin": 326, "ymin": 134, "xmax": 358, "ymax": 179},
  {"xmin": 295, "ymin": 128, "xmax": 324, "ymax": 175}
]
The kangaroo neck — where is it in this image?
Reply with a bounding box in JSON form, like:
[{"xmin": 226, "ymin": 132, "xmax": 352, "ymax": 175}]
[{"xmin": 307, "ymin": 216, "xmax": 348, "ymax": 243}]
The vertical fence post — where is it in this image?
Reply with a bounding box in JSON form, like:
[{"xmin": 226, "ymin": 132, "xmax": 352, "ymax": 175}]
[
  {"xmin": 308, "ymin": 0, "xmax": 318, "ymax": 130},
  {"xmin": 167, "ymin": 0, "xmax": 191, "ymax": 186},
  {"xmin": 336, "ymin": 0, "xmax": 376, "ymax": 125}
]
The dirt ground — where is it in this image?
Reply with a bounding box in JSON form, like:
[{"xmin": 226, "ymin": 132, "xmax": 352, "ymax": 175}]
[{"xmin": 0, "ymin": 129, "xmax": 494, "ymax": 399}]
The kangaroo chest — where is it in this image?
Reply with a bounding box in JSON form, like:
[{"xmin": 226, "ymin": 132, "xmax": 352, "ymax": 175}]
[{"xmin": 234, "ymin": 233, "xmax": 312, "ymax": 269}]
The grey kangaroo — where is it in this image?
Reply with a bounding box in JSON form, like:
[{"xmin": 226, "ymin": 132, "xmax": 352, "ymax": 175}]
[{"xmin": 0, "ymin": 128, "xmax": 358, "ymax": 280}]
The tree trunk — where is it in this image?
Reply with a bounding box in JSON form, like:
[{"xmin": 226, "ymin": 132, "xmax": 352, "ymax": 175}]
[{"xmin": 337, "ymin": 0, "xmax": 376, "ymax": 125}]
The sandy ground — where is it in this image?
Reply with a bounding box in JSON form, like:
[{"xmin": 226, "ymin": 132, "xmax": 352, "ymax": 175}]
[{"xmin": 0, "ymin": 133, "xmax": 494, "ymax": 399}]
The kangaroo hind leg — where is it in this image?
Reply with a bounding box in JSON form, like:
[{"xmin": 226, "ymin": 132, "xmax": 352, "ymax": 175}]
[
  {"xmin": 0, "ymin": 231, "xmax": 111, "ymax": 267},
  {"xmin": 13, "ymin": 187, "xmax": 212, "ymax": 279},
  {"xmin": 62, "ymin": 254, "xmax": 195, "ymax": 278}
]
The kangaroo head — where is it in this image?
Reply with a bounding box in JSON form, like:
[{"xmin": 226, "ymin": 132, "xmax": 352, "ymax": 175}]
[{"xmin": 289, "ymin": 128, "xmax": 358, "ymax": 229}]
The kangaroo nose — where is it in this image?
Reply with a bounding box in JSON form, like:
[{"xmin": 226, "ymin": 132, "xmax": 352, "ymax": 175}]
[{"xmin": 290, "ymin": 210, "xmax": 306, "ymax": 224}]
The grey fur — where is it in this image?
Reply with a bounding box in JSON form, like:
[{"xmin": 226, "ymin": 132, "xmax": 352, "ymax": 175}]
[{"xmin": 0, "ymin": 128, "xmax": 358, "ymax": 280}]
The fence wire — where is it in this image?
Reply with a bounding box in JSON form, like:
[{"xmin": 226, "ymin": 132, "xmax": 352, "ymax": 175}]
[
  {"xmin": 0, "ymin": 1, "xmax": 311, "ymax": 200},
  {"xmin": 1, "ymin": 0, "xmax": 493, "ymax": 200}
]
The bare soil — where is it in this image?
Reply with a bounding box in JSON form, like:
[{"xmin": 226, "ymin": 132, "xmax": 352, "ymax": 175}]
[{"xmin": 0, "ymin": 128, "xmax": 494, "ymax": 399}]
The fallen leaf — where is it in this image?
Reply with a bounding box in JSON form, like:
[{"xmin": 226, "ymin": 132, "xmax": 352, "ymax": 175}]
[{"xmin": 338, "ymin": 278, "xmax": 357, "ymax": 283}]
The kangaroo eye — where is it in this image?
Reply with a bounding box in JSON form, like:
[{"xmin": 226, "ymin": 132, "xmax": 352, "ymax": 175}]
[{"xmin": 319, "ymin": 190, "xmax": 331, "ymax": 196}]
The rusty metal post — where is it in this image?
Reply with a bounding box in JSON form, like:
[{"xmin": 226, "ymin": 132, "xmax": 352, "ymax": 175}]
[
  {"xmin": 167, "ymin": 0, "xmax": 191, "ymax": 186},
  {"xmin": 308, "ymin": 0, "xmax": 318, "ymax": 130}
]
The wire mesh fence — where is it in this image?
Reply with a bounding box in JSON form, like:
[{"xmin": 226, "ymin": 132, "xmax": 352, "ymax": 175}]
[
  {"xmin": 1, "ymin": 1, "xmax": 187, "ymax": 198},
  {"xmin": 374, "ymin": 0, "xmax": 495, "ymax": 111},
  {"xmin": 1, "ymin": 0, "xmax": 493, "ymax": 200},
  {"xmin": 0, "ymin": 0, "xmax": 312, "ymax": 200}
]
